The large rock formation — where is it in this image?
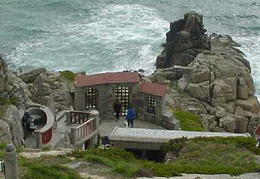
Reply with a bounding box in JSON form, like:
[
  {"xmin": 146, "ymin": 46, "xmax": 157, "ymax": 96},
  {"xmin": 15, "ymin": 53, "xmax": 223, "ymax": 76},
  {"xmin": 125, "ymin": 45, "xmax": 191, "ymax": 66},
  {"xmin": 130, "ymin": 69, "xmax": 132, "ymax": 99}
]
[
  {"xmin": 0, "ymin": 105, "xmax": 24, "ymax": 146},
  {"xmin": 177, "ymin": 35, "xmax": 259, "ymax": 134},
  {"xmin": 30, "ymin": 71, "xmax": 73, "ymax": 111},
  {"xmin": 152, "ymin": 12, "xmax": 260, "ymax": 135},
  {"xmin": 0, "ymin": 57, "xmax": 29, "ymax": 146},
  {"xmin": 0, "ymin": 57, "xmax": 8, "ymax": 94},
  {"xmin": 156, "ymin": 11, "xmax": 210, "ymax": 68}
]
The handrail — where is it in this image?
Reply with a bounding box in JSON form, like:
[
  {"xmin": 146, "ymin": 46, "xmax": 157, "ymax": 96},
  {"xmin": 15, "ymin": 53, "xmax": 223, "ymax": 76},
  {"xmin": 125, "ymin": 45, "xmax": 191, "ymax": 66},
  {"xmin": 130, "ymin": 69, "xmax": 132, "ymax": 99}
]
[{"xmin": 69, "ymin": 111, "xmax": 90, "ymax": 124}]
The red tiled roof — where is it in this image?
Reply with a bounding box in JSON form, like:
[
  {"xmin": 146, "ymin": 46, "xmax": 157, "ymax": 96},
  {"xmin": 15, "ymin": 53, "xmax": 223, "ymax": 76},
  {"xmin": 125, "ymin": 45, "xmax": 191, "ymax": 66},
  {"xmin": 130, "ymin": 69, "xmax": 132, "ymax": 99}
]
[
  {"xmin": 139, "ymin": 81, "xmax": 167, "ymax": 97},
  {"xmin": 75, "ymin": 72, "xmax": 139, "ymax": 87}
]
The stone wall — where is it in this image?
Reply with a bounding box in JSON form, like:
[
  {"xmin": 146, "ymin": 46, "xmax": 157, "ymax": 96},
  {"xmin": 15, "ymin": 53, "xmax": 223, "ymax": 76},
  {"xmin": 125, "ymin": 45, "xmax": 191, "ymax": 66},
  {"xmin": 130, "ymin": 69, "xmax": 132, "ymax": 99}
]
[
  {"xmin": 74, "ymin": 82, "xmax": 139, "ymax": 120},
  {"xmin": 133, "ymin": 92, "xmax": 164, "ymax": 125}
]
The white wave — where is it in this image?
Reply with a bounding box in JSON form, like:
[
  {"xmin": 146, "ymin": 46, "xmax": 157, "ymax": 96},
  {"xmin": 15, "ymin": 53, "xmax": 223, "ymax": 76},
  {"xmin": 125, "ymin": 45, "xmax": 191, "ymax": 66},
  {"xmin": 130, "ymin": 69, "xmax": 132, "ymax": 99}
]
[
  {"xmin": 234, "ymin": 34, "xmax": 260, "ymax": 99},
  {"xmin": 6, "ymin": 4, "xmax": 168, "ymax": 75}
]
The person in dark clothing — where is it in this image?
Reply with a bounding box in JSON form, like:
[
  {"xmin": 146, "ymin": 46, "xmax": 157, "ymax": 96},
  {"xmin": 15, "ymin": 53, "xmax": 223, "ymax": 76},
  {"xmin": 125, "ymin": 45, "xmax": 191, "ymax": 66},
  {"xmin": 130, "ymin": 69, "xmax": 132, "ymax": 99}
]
[
  {"xmin": 21, "ymin": 112, "xmax": 32, "ymax": 140},
  {"xmin": 126, "ymin": 105, "xmax": 135, "ymax": 128},
  {"xmin": 113, "ymin": 99, "xmax": 122, "ymax": 121}
]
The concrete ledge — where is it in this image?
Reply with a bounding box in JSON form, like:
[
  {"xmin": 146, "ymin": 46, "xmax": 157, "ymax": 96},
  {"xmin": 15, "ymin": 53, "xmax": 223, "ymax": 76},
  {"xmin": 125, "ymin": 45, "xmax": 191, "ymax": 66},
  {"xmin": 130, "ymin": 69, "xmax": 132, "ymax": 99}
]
[{"xmin": 109, "ymin": 127, "xmax": 251, "ymax": 143}]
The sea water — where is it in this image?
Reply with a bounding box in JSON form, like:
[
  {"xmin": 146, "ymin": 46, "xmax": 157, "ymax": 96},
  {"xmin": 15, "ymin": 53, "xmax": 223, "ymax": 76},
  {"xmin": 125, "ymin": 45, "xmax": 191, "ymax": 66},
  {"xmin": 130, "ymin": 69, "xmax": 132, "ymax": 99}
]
[{"xmin": 0, "ymin": 0, "xmax": 259, "ymax": 96}]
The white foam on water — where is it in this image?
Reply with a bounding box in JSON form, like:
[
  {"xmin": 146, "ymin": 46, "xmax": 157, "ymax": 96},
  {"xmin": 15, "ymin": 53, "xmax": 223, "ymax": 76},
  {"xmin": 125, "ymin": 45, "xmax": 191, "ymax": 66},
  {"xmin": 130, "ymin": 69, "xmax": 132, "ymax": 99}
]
[
  {"xmin": 6, "ymin": 4, "xmax": 168, "ymax": 75},
  {"xmin": 234, "ymin": 34, "xmax": 260, "ymax": 99}
]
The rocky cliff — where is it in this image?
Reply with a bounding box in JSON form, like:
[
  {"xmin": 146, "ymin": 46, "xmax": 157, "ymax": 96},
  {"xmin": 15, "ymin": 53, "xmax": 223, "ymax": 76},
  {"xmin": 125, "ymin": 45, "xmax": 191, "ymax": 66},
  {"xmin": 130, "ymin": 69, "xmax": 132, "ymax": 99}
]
[
  {"xmin": 152, "ymin": 12, "xmax": 260, "ymax": 135},
  {"xmin": 156, "ymin": 11, "xmax": 210, "ymax": 68},
  {"xmin": 0, "ymin": 57, "xmax": 31, "ymax": 146},
  {"xmin": 0, "ymin": 56, "xmax": 73, "ymax": 146}
]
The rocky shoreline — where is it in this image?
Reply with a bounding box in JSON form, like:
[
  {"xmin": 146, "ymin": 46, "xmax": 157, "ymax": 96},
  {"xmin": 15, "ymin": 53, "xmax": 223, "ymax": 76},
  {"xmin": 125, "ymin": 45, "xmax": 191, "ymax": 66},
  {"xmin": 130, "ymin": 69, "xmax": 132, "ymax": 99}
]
[
  {"xmin": 149, "ymin": 12, "xmax": 260, "ymax": 135},
  {"xmin": 0, "ymin": 11, "xmax": 260, "ymax": 146}
]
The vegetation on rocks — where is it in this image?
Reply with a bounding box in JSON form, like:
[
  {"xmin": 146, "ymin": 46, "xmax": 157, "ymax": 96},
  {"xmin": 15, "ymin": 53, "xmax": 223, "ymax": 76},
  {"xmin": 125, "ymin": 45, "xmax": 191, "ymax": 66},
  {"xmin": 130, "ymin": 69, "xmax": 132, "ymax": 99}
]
[
  {"xmin": 173, "ymin": 110, "xmax": 204, "ymax": 131},
  {"xmin": 60, "ymin": 70, "xmax": 75, "ymax": 82}
]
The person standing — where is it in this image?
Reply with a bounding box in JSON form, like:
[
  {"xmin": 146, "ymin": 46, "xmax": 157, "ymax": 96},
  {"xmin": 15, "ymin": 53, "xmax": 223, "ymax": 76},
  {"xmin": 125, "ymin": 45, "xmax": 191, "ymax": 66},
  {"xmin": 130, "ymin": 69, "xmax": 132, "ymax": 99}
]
[
  {"xmin": 113, "ymin": 99, "xmax": 122, "ymax": 121},
  {"xmin": 126, "ymin": 105, "xmax": 135, "ymax": 128}
]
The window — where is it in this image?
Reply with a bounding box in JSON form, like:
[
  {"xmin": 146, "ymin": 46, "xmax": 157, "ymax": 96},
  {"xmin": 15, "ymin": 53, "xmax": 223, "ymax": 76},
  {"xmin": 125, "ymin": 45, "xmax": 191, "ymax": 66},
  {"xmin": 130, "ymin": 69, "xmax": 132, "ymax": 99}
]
[
  {"xmin": 114, "ymin": 86, "xmax": 129, "ymax": 116},
  {"xmin": 85, "ymin": 88, "xmax": 98, "ymax": 109},
  {"xmin": 147, "ymin": 96, "xmax": 156, "ymax": 113}
]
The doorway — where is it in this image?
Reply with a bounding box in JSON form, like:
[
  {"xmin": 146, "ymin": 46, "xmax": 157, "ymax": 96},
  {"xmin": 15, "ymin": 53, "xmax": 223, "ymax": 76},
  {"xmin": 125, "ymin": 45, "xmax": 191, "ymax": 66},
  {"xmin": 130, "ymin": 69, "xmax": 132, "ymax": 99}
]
[{"xmin": 114, "ymin": 86, "xmax": 130, "ymax": 116}]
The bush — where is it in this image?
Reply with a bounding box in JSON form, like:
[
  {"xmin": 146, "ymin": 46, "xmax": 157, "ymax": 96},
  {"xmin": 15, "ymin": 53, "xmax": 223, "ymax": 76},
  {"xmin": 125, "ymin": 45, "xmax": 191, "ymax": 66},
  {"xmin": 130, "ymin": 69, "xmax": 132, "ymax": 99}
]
[
  {"xmin": 173, "ymin": 110, "xmax": 204, "ymax": 131},
  {"xmin": 161, "ymin": 137, "xmax": 187, "ymax": 156},
  {"xmin": 84, "ymin": 147, "xmax": 136, "ymax": 162},
  {"xmin": 21, "ymin": 163, "xmax": 83, "ymax": 179},
  {"xmin": 162, "ymin": 137, "xmax": 260, "ymax": 175},
  {"xmin": 60, "ymin": 70, "xmax": 75, "ymax": 82}
]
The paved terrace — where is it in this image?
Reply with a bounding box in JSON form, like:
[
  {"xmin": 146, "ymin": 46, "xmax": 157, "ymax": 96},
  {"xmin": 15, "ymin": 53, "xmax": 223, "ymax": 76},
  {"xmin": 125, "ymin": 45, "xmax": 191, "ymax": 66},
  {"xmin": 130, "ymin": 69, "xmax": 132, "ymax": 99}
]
[{"xmin": 109, "ymin": 127, "xmax": 250, "ymax": 150}]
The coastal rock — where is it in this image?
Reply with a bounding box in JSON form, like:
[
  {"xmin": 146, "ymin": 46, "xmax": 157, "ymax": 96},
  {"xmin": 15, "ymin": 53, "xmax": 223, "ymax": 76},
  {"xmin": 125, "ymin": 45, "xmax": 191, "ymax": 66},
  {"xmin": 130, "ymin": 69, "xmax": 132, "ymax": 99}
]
[
  {"xmin": 0, "ymin": 120, "xmax": 12, "ymax": 144},
  {"xmin": 19, "ymin": 68, "xmax": 47, "ymax": 84},
  {"xmin": 156, "ymin": 11, "xmax": 210, "ymax": 68},
  {"xmin": 0, "ymin": 57, "xmax": 8, "ymax": 93},
  {"xmin": 31, "ymin": 71, "xmax": 73, "ymax": 111},
  {"xmin": 219, "ymin": 116, "xmax": 236, "ymax": 132},
  {"xmin": 236, "ymin": 96, "xmax": 259, "ymax": 113},
  {"xmin": 6, "ymin": 72, "xmax": 31, "ymax": 109},
  {"xmin": 0, "ymin": 105, "xmax": 24, "ymax": 146},
  {"xmin": 234, "ymin": 115, "xmax": 249, "ymax": 133},
  {"xmin": 153, "ymin": 12, "xmax": 260, "ymax": 134}
]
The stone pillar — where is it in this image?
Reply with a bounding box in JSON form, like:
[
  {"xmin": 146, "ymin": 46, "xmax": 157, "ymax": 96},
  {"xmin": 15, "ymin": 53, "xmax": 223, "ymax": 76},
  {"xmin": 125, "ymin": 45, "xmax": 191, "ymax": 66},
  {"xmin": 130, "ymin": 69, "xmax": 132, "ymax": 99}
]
[
  {"xmin": 36, "ymin": 132, "xmax": 42, "ymax": 149},
  {"xmin": 71, "ymin": 128, "xmax": 77, "ymax": 146},
  {"xmin": 4, "ymin": 144, "xmax": 18, "ymax": 179},
  {"xmin": 90, "ymin": 110, "xmax": 100, "ymax": 128},
  {"xmin": 90, "ymin": 110, "xmax": 100, "ymax": 146}
]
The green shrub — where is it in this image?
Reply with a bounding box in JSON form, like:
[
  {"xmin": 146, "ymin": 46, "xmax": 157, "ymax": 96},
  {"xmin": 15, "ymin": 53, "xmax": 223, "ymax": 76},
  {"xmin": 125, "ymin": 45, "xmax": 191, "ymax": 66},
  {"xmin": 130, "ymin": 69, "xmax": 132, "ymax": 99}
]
[
  {"xmin": 161, "ymin": 137, "xmax": 187, "ymax": 156},
  {"xmin": 112, "ymin": 161, "xmax": 138, "ymax": 177},
  {"xmin": 173, "ymin": 110, "xmax": 204, "ymax": 131},
  {"xmin": 84, "ymin": 147, "xmax": 136, "ymax": 162},
  {"xmin": 84, "ymin": 154, "xmax": 115, "ymax": 167},
  {"xmin": 60, "ymin": 70, "xmax": 75, "ymax": 82},
  {"xmin": 21, "ymin": 163, "xmax": 83, "ymax": 179},
  {"xmin": 162, "ymin": 137, "xmax": 260, "ymax": 175},
  {"xmin": 68, "ymin": 149, "xmax": 88, "ymax": 158}
]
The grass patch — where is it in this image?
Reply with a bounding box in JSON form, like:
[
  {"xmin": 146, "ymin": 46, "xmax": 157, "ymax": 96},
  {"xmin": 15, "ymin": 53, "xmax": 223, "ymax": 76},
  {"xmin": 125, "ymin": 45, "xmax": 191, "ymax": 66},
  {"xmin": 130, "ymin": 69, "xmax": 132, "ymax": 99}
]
[
  {"xmin": 173, "ymin": 110, "xmax": 204, "ymax": 131},
  {"xmin": 18, "ymin": 155, "xmax": 80, "ymax": 179},
  {"xmin": 162, "ymin": 137, "xmax": 260, "ymax": 175},
  {"xmin": 60, "ymin": 70, "xmax": 75, "ymax": 82},
  {"xmin": 1, "ymin": 136, "xmax": 259, "ymax": 178}
]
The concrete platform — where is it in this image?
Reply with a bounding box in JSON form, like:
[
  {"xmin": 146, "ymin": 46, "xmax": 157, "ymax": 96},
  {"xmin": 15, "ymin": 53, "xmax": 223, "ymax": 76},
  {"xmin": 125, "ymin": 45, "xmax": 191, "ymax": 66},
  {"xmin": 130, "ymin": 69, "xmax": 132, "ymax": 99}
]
[
  {"xmin": 98, "ymin": 116, "xmax": 166, "ymax": 137},
  {"xmin": 109, "ymin": 127, "xmax": 250, "ymax": 150}
]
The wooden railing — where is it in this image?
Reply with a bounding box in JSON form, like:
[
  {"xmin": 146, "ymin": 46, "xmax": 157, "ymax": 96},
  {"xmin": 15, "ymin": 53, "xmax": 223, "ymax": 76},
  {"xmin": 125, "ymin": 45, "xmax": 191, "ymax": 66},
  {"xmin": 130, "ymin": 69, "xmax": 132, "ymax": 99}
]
[
  {"xmin": 69, "ymin": 110, "xmax": 99, "ymax": 145},
  {"xmin": 69, "ymin": 111, "xmax": 90, "ymax": 124},
  {"xmin": 74, "ymin": 118, "xmax": 97, "ymax": 142}
]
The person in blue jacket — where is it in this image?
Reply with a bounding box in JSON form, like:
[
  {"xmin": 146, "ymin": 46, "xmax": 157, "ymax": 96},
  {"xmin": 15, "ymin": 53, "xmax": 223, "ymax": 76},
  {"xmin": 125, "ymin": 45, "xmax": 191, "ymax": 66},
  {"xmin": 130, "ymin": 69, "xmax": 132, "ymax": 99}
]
[{"xmin": 126, "ymin": 105, "xmax": 135, "ymax": 128}]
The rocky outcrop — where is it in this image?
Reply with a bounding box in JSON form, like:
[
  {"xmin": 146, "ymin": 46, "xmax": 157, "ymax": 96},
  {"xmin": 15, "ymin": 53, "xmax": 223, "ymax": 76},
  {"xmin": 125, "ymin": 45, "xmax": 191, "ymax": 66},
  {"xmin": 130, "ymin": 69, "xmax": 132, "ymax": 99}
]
[
  {"xmin": 0, "ymin": 57, "xmax": 8, "ymax": 94},
  {"xmin": 19, "ymin": 68, "xmax": 47, "ymax": 83},
  {"xmin": 30, "ymin": 71, "xmax": 73, "ymax": 111},
  {"xmin": 0, "ymin": 105, "xmax": 24, "ymax": 146},
  {"xmin": 153, "ymin": 12, "xmax": 260, "ymax": 135},
  {"xmin": 156, "ymin": 11, "xmax": 210, "ymax": 68},
  {"xmin": 176, "ymin": 35, "xmax": 260, "ymax": 134}
]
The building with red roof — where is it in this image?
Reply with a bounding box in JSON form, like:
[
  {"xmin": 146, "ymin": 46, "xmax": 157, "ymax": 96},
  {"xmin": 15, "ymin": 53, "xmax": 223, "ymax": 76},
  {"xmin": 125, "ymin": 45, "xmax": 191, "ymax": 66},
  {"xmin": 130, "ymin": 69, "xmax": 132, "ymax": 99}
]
[{"xmin": 74, "ymin": 71, "xmax": 168, "ymax": 125}]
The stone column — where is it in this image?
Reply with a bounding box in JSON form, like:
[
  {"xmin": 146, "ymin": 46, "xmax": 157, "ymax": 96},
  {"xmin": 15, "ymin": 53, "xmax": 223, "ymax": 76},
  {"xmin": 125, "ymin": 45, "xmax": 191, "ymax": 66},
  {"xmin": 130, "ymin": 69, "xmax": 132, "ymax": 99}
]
[
  {"xmin": 90, "ymin": 110, "xmax": 99, "ymax": 145},
  {"xmin": 71, "ymin": 128, "xmax": 77, "ymax": 146},
  {"xmin": 4, "ymin": 144, "xmax": 18, "ymax": 179},
  {"xmin": 36, "ymin": 132, "xmax": 42, "ymax": 149}
]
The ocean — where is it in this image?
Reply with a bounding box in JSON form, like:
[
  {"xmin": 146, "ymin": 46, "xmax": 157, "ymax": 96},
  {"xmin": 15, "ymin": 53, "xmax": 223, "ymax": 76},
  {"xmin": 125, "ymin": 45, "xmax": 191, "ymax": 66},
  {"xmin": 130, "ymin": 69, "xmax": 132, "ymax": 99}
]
[{"xmin": 0, "ymin": 0, "xmax": 259, "ymax": 96}]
